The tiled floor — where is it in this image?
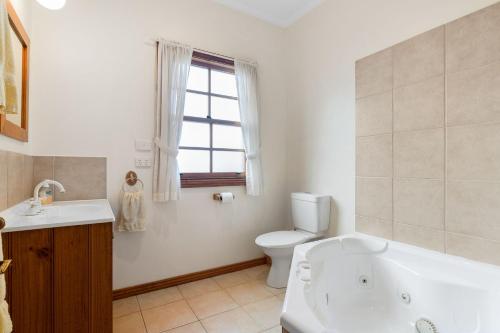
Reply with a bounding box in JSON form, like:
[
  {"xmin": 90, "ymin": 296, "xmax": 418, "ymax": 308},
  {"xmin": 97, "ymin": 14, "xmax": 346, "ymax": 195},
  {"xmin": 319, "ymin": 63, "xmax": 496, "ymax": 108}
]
[{"xmin": 113, "ymin": 265, "xmax": 285, "ymax": 333}]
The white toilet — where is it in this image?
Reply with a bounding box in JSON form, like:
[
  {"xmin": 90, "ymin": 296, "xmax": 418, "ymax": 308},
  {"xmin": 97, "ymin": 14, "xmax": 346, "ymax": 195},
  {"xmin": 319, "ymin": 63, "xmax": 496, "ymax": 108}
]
[{"xmin": 255, "ymin": 192, "xmax": 330, "ymax": 288}]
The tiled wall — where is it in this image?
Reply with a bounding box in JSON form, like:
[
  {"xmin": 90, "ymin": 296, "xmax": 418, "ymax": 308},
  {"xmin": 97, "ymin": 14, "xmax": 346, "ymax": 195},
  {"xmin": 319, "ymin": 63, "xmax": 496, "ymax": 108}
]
[
  {"xmin": 355, "ymin": 2, "xmax": 500, "ymax": 266},
  {"xmin": 0, "ymin": 151, "xmax": 34, "ymax": 211},
  {"xmin": 33, "ymin": 156, "xmax": 106, "ymax": 201},
  {"xmin": 0, "ymin": 151, "xmax": 106, "ymax": 211}
]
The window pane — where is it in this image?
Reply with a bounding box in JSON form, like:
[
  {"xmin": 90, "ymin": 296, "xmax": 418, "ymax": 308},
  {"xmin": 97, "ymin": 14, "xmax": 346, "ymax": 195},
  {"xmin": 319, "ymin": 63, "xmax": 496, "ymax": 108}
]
[
  {"xmin": 184, "ymin": 92, "xmax": 208, "ymax": 118},
  {"xmin": 213, "ymin": 124, "xmax": 244, "ymax": 149},
  {"xmin": 178, "ymin": 149, "xmax": 210, "ymax": 173},
  {"xmin": 211, "ymin": 97, "xmax": 240, "ymax": 122},
  {"xmin": 211, "ymin": 70, "xmax": 237, "ymax": 97},
  {"xmin": 187, "ymin": 65, "xmax": 208, "ymax": 92},
  {"xmin": 213, "ymin": 151, "xmax": 245, "ymax": 172},
  {"xmin": 180, "ymin": 122, "xmax": 210, "ymax": 147}
]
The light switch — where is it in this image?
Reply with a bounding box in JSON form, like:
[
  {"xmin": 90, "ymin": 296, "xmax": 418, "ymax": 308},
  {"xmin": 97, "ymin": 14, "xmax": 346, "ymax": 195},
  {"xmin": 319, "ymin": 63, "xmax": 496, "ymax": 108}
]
[
  {"xmin": 135, "ymin": 140, "xmax": 152, "ymax": 151},
  {"xmin": 135, "ymin": 158, "xmax": 152, "ymax": 168}
]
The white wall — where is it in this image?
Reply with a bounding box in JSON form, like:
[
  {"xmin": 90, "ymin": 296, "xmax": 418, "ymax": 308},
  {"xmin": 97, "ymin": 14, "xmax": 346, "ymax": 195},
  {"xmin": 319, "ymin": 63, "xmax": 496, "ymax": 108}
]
[
  {"xmin": 17, "ymin": 0, "xmax": 500, "ymax": 289},
  {"xmin": 284, "ymin": 0, "xmax": 500, "ymax": 237},
  {"xmin": 0, "ymin": 0, "xmax": 32, "ymax": 154},
  {"xmin": 29, "ymin": 0, "xmax": 288, "ymax": 289}
]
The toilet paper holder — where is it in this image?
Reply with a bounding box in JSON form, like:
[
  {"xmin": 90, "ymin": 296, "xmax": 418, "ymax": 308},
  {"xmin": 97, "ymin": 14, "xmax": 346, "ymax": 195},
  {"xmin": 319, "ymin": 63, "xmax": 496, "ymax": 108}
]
[{"xmin": 213, "ymin": 193, "xmax": 235, "ymax": 201}]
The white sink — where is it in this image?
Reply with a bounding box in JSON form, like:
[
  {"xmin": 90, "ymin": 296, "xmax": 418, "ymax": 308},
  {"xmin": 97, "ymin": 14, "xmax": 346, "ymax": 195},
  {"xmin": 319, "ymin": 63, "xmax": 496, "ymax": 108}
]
[
  {"xmin": 0, "ymin": 199, "xmax": 115, "ymax": 232},
  {"xmin": 44, "ymin": 204, "xmax": 105, "ymax": 218}
]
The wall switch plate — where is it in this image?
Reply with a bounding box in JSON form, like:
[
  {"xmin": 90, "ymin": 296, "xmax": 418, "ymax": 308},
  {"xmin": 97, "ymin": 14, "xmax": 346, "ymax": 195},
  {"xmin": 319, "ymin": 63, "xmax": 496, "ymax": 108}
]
[
  {"xmin": 135, "ymin": 140, "xmax": 152, "ymax": 151},
  {"xmin": 135, "ymin": 158, "xmax": 152, "ymax": 168}
]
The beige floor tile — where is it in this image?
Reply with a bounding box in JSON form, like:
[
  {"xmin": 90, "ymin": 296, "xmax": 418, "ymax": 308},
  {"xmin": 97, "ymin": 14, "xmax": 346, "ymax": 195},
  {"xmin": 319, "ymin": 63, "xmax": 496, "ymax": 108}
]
[
  {"xmin": 113, "ymin": 296, "xmax": 140, "ymax": 318},
  {"xmin": 243, "ymin": 296, "xmax": 283, "ymax": 330},
  {"xmin": 165, "ymin": 321, "xmax": 207, "ymax": 333},
  {"xmin": 275, "ymin": 293, "xmax": 286, "ymax": 301},
  {"xmin": 226, "ymin": 281, "xmax": 274, "ymax": 306},
  {"xmin": 179, "ymin": 278, "xmax": 221, "ymax": 299},
  {"xmin": 142, "ymin": 300, "xmax": 197, "ymax": 333},
  {"xmin": 242, "ymin": 265, "xmax": 269, "ymax": 281},
  {"xmin": 262, "ymin": 326, "xmax": 282, "ymax": 333},
  {"xmin": 201, "ymin": 308, "xmax": 261, "ymax": 333},
  {"xmin": 214, "ymin": 271, "xmax": 250, "ymax": 289},
  {"xmin": 187, "ymin": 290, "xmax": 238, "ymax": 319},
  {"xmin": 137, "ymin": 286, "xmax": 183, "ymax": 310},
  {"xmin": 255, "ymin": 280, "xmax": 286, "ymax": 296},
  {"xmin": 113, "ymin": 312, "xmax": 146, "ymax": 333}
]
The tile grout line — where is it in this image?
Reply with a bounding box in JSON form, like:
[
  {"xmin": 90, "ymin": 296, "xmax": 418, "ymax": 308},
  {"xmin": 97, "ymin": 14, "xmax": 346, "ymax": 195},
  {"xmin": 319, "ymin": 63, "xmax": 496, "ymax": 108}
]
[
  {"xmin": 198, "ymin": 319, "xmax": 209, "ymax": 333},
  {"xmin": 391, "ymin": 47, "xmax": 395, "ymax": 240},
  {"xmin": 443, "ymin": 24, "xmax": 448, "ymax": 253},
  {"xmin": 446, "ymin": 53, "xmax": 500, "ymax": 76},
  {"xmin": 137, "ymin": 295, "xmax": 149, "ymax": 333},
  {"xmin": 158, "ymin": 320, "xmax": 202, "ymax": 333}
]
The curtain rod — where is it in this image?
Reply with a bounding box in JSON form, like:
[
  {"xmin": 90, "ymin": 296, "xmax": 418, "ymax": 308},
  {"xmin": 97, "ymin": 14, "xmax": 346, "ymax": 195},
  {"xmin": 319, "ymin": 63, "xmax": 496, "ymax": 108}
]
[{"xmin": 147, "ymin": 38, "xmax": 258, "ymax": 66}]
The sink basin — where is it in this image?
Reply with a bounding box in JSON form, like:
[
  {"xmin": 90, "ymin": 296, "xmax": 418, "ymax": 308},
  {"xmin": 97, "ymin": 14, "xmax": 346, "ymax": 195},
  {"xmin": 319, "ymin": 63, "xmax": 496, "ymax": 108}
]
[
  {"xmin": 0, "ymin": 199, "xmax": 115, "ymax": 232},
  {"xmin": 44, "ymin": 204, "xmax": 105, "ymax": 218}
]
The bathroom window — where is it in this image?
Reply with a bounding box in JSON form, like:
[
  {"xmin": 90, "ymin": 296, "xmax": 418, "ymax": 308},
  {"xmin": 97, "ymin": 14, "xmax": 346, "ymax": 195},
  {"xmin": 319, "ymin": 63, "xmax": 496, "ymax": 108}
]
[{"xmin": 179, "ymin": 51, "xmax": 246, "ymax": 187}]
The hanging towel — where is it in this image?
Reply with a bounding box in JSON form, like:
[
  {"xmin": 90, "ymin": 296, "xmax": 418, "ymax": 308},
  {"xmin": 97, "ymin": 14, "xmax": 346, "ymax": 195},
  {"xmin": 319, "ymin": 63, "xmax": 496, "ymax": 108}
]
[
  {"xmin": 0, "ymin": 0, "xmax": 17, "ymax": 115},
  {"xmin": 118, "ymin": 189, "xmax": 146, "ymax": 232},
  {"xmin": 0, "ymin": 233, "xmax": 12, "ymax": 333}
]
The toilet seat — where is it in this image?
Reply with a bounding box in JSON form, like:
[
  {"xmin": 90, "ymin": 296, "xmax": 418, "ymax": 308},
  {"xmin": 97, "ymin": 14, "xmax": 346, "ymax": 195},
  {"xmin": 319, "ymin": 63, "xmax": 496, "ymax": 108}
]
[{"xmin": 255, "ymin": 230, "xmax": 315, "ymax": 249}]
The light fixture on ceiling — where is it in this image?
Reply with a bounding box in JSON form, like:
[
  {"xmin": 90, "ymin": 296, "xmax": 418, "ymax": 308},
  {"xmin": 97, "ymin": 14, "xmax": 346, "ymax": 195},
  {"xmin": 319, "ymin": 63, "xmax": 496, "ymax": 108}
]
[{"xmin": 35, "ymin": 0, "xmax": 66, "ymax": 10}]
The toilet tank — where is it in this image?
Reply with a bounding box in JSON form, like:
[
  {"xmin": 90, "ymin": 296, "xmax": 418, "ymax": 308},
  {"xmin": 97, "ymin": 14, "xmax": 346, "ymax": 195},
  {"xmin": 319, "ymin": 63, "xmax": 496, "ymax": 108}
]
[{"xmin": 291, "ymin": 192, "xmax": 330, "ymax": 233}]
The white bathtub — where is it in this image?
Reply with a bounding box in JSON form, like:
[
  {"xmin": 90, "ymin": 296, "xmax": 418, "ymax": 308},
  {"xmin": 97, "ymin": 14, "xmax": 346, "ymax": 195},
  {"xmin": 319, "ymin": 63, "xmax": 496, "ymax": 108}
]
[{"xmin": 281, "ymin": 233, "xmax": 500, "ymax": 333}]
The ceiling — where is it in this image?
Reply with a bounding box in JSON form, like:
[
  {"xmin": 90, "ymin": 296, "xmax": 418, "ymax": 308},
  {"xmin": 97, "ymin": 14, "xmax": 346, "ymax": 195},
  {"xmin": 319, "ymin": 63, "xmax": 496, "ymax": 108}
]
[{"xmin": 214, "ymin": 0, "xmax": 324, "ymax": 27}]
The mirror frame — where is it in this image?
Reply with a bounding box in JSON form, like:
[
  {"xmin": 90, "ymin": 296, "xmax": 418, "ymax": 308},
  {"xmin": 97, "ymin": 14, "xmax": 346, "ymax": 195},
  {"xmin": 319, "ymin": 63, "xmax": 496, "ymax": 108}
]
[{"xmin": 0, "ymin": 1, "xmax": 30, "ymax": 142}]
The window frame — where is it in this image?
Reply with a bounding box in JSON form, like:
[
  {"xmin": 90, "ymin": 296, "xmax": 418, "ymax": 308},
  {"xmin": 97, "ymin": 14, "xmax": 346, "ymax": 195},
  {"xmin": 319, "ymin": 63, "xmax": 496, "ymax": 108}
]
[{"xmin": 180, "ymin": 51, "xmax": 246, "ymax": 188}]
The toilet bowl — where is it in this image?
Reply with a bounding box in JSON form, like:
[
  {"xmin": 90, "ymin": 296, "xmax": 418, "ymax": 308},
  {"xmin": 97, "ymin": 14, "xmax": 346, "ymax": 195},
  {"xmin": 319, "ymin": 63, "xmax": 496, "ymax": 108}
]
[
  {"xmin": 255, "ymin": 193, "xmax": 330, "ymax": 288},
  {"xmin": 256, "ymin": 230, "xmax": 317, "ymax": 288}
]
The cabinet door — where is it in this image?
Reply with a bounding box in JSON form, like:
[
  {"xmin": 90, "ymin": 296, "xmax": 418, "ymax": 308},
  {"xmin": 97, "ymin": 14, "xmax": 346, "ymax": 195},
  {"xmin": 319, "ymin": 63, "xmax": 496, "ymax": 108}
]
[
  {"xmin": 1, "ymin": 233, "xmax": 11, "ymax": 314},
  {"xmin": 10, "ymin": 229, "xmax": 53, "ymax": 333},
  {"xmin": 89, "ymin": 223, "xmax": 112, "ymax": 333},
  {"xmin": 54, "ymin": 225, "xmax": 89, "ymax": 333}
]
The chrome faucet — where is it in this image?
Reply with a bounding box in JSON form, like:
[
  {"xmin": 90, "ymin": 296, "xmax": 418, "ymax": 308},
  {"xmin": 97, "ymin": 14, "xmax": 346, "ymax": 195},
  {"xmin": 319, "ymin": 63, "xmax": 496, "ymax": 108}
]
[{"xmin": 29, "ymin": 180, "xmax": 66, "ymax": 214}]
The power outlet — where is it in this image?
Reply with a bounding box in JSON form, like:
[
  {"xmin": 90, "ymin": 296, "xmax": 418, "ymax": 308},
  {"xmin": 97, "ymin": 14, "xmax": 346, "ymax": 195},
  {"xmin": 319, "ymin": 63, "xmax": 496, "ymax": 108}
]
[
  {"xmin": 135, "ymin": 140, "xmax": 152, "ymax": 151},
  {"xmin": 135, "ymin": 158, "xmax": 152, "ymax": 168}
]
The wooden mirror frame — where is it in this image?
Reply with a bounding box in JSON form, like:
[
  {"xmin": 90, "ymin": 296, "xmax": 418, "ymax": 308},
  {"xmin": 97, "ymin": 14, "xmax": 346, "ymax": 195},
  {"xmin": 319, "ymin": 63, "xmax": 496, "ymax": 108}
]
[{"xmin": 0, "ymin": 1, "xmax": 30, "ymax": 142}]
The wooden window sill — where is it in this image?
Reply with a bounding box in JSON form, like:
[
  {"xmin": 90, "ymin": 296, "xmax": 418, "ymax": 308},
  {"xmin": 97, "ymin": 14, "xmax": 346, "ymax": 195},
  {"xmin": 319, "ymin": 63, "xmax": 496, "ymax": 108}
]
[{"xmin": 181, "ymin": 173, "xmax": 246, "ymax": 188}]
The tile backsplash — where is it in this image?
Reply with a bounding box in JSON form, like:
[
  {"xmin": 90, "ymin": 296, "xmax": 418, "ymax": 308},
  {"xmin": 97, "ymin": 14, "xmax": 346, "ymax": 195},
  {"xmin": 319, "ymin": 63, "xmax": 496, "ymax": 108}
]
[
  {"xmin": 355, "ymin": 2, "xmax": 500, "ymax": 266},
  {"xmin": 0, "ymin": 151, "xmax": 106, "ymax": 211},
  {"xmin": 0, "ymin": 151, "xmax": 33, "ymax": 211},
  {"xmin": 34, "ymin": 156, "xmax": 107, "ymax": 201}
]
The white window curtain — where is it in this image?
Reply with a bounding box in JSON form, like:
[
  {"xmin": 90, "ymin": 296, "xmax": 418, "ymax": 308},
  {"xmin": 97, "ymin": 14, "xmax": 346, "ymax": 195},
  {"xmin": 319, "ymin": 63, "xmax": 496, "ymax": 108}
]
[
  {"xmin": 235, "ymin": 60, "xmax": 264, "ymax": 196},
  {"xmin": 153, "ymin": 40, "xmax": 193, "ymax": 202}
]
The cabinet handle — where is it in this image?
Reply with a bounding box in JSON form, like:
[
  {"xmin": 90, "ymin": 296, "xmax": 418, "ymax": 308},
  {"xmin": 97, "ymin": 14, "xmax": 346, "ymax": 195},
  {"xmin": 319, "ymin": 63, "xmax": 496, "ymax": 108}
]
[
  {"xmin": 0, "ymin": 217, "xmax": 5, "ymax": 230},
  {"xmin": 0, "ymin": 260, "xmax": 11, "ymax": 274}
]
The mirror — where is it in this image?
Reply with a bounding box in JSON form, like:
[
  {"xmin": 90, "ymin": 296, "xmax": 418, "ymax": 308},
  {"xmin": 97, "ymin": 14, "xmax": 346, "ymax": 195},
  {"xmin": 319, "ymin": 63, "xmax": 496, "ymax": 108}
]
[{"xmin": 0, "ymin": 1, "xmax": 29, "ymax": 141}]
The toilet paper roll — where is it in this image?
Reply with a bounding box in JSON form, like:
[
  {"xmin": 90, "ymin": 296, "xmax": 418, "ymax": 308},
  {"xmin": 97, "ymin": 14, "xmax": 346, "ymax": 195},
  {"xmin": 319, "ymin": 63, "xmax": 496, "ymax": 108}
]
[{"xmin": 220, "ymin": 192, "xmax": 234, "ymax": 204}]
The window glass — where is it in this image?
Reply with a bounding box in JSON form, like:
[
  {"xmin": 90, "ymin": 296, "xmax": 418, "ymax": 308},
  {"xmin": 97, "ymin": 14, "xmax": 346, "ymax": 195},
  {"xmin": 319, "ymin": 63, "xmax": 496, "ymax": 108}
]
[
  {"xmin": 211, "ymin": 70, "xmax": 237, "ymax": 97},
  {"xmin": 178, "ymin": 150, "xmax": 210, "ymax": 173},
  {"xmin": 212, "ymin": 124, "xmax": 244, "ymax": 149},
  {"xmin": 181, "ymin": 55, "xmax": 245, "ymax": 182},
  {"xmin": 179, "ymin": 122, "xmax": 210, "ymax": 148},
  {"xmin": 211, "ymin": 97, "xmax": 240, "ymax": 122},
  {"xmin": 184, "ymin": 92, "xmax": 208, "ymax": 118},
  {"xmin": 187, "ymin": 66, "xmax": 208, "ymax": 92},
  {"xmin": 213, "ymin": 151, "xmax": 245, "ymax": 173}
]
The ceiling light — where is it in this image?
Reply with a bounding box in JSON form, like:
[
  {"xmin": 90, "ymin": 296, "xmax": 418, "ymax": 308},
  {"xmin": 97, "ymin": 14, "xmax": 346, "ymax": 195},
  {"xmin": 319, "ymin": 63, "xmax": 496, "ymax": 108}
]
[{"xmin": 36, "ymin": 0, "xmax": 66, "ymax": 10}]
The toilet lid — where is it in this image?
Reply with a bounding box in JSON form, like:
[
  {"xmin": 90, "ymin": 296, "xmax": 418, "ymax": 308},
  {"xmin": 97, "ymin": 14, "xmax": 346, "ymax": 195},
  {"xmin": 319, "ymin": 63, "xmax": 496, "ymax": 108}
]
[{"xmin": 255, "ymin": 230, "xmax": 315, "ymax": 249}]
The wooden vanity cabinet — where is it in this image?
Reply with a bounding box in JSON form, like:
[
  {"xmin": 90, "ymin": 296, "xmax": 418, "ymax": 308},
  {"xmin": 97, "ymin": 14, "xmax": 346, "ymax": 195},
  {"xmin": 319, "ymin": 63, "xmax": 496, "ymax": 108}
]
[{"xmin": 2, "ymin": 222, "xmax": 113, "ymax": 333}]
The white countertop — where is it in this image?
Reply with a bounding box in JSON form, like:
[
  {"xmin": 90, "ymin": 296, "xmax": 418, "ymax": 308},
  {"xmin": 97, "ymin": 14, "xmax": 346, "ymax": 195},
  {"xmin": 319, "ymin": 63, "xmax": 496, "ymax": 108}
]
[{"xmin": 0, "ymin": 199, "xmax": 116, "ymax": 233}]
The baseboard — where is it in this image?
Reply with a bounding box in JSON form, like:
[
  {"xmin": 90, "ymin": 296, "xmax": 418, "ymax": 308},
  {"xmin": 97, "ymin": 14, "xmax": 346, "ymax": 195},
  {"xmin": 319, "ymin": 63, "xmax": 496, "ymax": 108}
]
[{"xmin": 113, "ymin": 257, "xmax": 268, "ymax": 300}]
